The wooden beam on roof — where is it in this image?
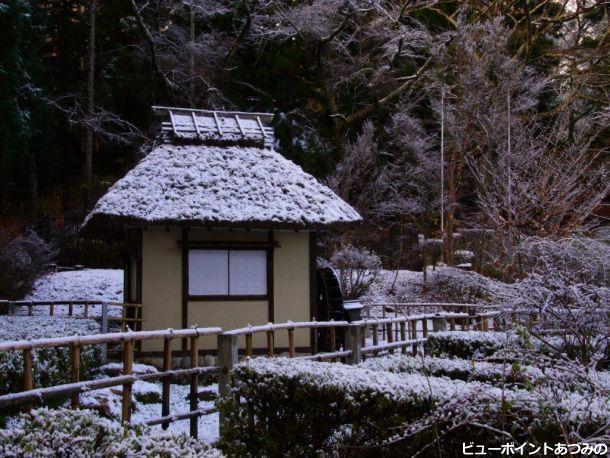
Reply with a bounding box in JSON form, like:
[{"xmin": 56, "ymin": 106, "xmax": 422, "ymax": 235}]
[
  {"xmin": 168, "ymin": 110, "xmax": 177, "ymax": 136},
  {"xmin": 256, "ymin": 116, "xmax": 267, "ymax": 138},
  {"xmin": 234, "ymin": 114, "xmax": 245, "ymax": 136},
  {"xmin": 191, "ymin": 112, "xmax": 202, "ymax": 140},
  {"xmin": 212, "ymin": 111, "xmax": 223, "ymax": 136}
]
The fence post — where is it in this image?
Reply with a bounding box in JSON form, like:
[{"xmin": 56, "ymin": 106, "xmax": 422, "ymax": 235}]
[
  {"xmin": 432, "ymin": 315, "xmax": 448, "ymax": 333},
  {"xmin": 122, "ymin": 339, "xmax": 134, "ymax": 424},
  {"xmin": 101, "ymin": 303, "xmax": 109, "ymax": 364},
  {"xmin": 70, "ymin": 342, "xmax": 81, "ymax": 409},
  {"xmin": 161, "ymin": 336, "xmax": 173, "ymax": 430},
  {"xmin": 190, "ymin": 336, "xmax": 199, "ymax": 438},
  {"xmin": 23, "ymin": 347, "xmax": 33, "ymax": 411},
  {"xmin": 345, "ymin": 324, "xmax": 362, "ymax": 365},
  {"xmin": 288, "ymin": 328, "xmax": 295, "ymax": 357},
  {"xmin": 217, "ymin": 333, "xmax": 238, "ymax": 430},
  {"xmin": 0, "ymin": 300, "xmax": 8, "ymax": 315},
  {"xmin": 400, "ymin": 322, "xmax": 407, "ymax": 355}
]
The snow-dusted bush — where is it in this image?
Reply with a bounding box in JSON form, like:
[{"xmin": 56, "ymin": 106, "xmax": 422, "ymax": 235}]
[
  {"xmin": 510, "ymin": 237, "xmax": 610, "ymax": 365},
  {"xmin": 424, "ymin": 331, "xmax": 514, "ymax": 359},
  {"xmin": 427, "ymin": 266, "xmax": 516, "ymax": 304},
  {"xmin": 0, "ymin": 317, "xmax": 102, "ymax": 395},
  {"xmin": 0, "ymin": 229, "xmax": 56, "ymax": 299},
  {"xmin": 328, "ymin": 244, "xmax": 381, "ymax": 299},
  {"xmin": 0, "ymin": 407, "xmax": 223, "ymax": 457},
  {"xmin": 221, "ymin": 357, "xmax": 610, "ymax": 455},
  {"xmin": 132, "ymin": 380, "xmax": 162, "ymax": 404}
]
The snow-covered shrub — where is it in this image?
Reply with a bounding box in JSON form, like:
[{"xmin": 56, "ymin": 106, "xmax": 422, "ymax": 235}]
[
  {"xmin": 427, "ymin": 266, "xmax": 516, "ymax": 304},
  {"xmin": 0, "ymin": 229, "xmax": 56, "ymax": 299},
  {"xmin": 220, "ymin": 357, "xmax": 610, "ymax": 455},
  {"xmin": 0, "ymin": 407, "xmax": 223, "ymax": 457},
  {"xmin": 328, "ymin": 244, "xmax": 382, "ymax": 299},
  {"xmin": 0, "ymin": 317, "xmax": 102, "ymax": 395},
  {"xmin": 360, "ymin": 269, "xmax": 428, "ymax": 305},
  {"xmin": 424, "ymin": 331, "xmax": 514, "ymax": 359},
  {"xmin": 132, "ymin": 380, "xmax": 162, "ymax": 404}
]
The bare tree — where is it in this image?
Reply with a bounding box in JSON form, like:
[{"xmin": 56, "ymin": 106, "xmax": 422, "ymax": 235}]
[
  {"xmin": 470, "ymin": 119, "xmax": 609, "ymax": 277},
  {"xmin": 427, "ymin": 14, "xmax": 546, "ymax": 264},
  {"xmin": 84, "ymin": 0, "xmax": 96, "ymax": 208}
]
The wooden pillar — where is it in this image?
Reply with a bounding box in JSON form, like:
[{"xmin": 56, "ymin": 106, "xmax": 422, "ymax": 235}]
[
  {"xmin": 345, "ymin": 325, "xmax": 362, "ymax": 365},
  {"xmin": 432, "ymin": 315, "xmax": 447, "ymax": 333}
]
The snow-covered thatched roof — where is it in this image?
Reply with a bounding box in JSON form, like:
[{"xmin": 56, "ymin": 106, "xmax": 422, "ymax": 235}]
[{"xmin": 84, "ymin": 141, "xmax": 361, "ymax": 231}]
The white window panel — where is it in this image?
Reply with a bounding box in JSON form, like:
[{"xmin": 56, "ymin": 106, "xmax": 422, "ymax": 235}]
[
  {"xmin": 229, "ymin": 250, "xmax": 267, "ymax": 295},
  {"xmin": 188, "ymin": 250, "xmax": 228, "ymax": 295}
]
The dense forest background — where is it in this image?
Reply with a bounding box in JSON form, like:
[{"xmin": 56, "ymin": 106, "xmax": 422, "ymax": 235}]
[{"xmin": 1, "ymin": 0, "xmax": 608, "ymax": 268}]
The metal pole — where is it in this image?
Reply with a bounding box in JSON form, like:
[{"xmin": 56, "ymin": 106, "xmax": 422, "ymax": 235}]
[
  {"xmin": 440, "ymin": 87, "xmax": 445, "ymax": 256},
  {"xmin": 507, "ymin": 92, "xmax": 511, "ymax": 219}
]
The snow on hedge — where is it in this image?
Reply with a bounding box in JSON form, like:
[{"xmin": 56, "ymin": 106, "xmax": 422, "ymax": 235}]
[
  {"xmin": 0, "ymin": 316, "xmax": 101, "ymax": 394},
  {"xmin": 238, "ymin": 357, "xmax": 473, "ymax": 406},
  {"xmin": 84, "ymin": 144, "xmax": 361, "ymax": 228},
  {"xmin": 225, "ymin": 357, "xmax": 610, "ymax": 454},
  {"xmin": 0, "ymin": 407, "xmax": 223, "ymax": 457},
  {"xmin": 424, "ymin": 330, "xmax": 514, "ymax": 358},
  {"xmin": 359, "ymin": 354, "xmax": 547, "ymax": 385},
  {"xmin": 424, "ymin": 330, "xmax": 566, "ymax": 359},
  {"xmin": 0, "ymin": 316, "xmax": 100, "ymax": 342}
]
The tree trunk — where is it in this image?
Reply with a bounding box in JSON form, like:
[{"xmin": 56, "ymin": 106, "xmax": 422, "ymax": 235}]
[
  {"xmin": 189, "ymin": 4, "xmax": 195, "ymax": 108},
  {"xmin": 28, "ymin": 151, "xmax": 38, "ymax": 221},
  {"xmin": 84, "ymin": 0, "xmax": 96, "ymax": 208}
]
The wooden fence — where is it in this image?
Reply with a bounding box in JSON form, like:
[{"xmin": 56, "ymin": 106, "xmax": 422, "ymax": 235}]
[{"xmin": 0, "ymin": 308, "xmax": 500, "ymax": 440}]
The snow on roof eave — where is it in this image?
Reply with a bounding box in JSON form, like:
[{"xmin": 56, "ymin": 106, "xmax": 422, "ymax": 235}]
[{"xmin": 83, "ymin": 212, "xmax": 362, "ymax": 234}]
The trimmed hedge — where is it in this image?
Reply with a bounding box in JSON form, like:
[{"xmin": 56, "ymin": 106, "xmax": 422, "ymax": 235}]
[
  {"xmin": 220, "ymin": 357, "xmax": 610, "ymax": 455},
  {"xmin": 0, "ymin": 407, "xmax": 223, "ymax": 457},
  {"xmin": 424, "ymin": 331, "xmax": 513, "ymax": 358},
  {"xmin": 0, "ymin": 317, "xmax": 103, "ymax": 395},
  {"xmin": 359, "ymin": 354, "xmax": 545, "ymax": 387},
  {"xmin": 359, "ymin": 354, "xmax": 610, "ymax": 393}
]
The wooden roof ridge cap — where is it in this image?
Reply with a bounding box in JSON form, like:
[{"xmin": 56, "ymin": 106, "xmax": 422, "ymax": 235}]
[{"xmin": 152, "ymin": 105, "xmax": 274, "ymax": 122}]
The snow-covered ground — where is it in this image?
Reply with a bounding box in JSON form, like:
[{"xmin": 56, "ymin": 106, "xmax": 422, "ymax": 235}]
[
  {"xmin": 25, "ymin": 269, "xmax": 123, "ymax": 302},
  {"xmin": 15, "ymin": 269, "xmax": 124, "ymax": 317},
  {"xmin": 79, "ymin": 364, "xmax": 219, "ymax": 445}
]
